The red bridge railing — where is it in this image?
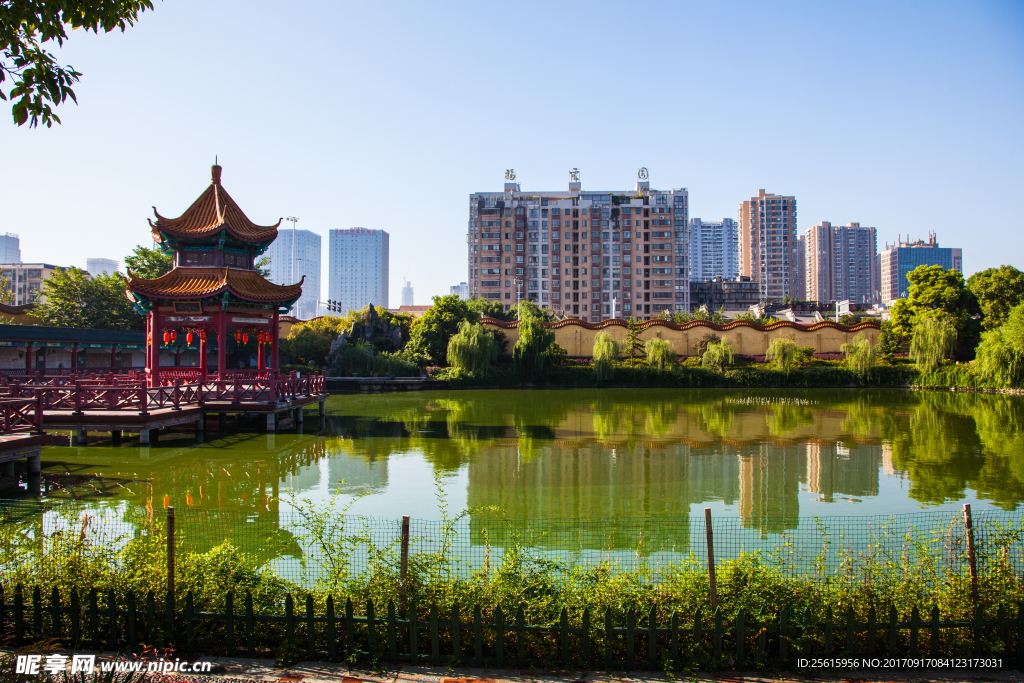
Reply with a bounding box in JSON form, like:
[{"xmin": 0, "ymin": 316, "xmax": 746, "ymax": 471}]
[{"xmin": 0, "ymin": 395, "xmax": 44, "ymax": 435}]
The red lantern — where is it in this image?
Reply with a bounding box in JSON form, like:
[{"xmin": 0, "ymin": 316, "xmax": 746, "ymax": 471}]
[
  {"xmin": 234, "ymin": 330, "xmax": 241, "ymax": 344},
  {"xmin": 162, "ymin": 331, "xmax": 170, "ymax": 345},
  {"xmin": 186, "ymin": 332, "xmax": 193, "ymax": 345},
  {"xmin": 243, "ymin": 333, "xmax": 248, "ymax": 344},
  {"xmin": 170, "ymin": 330, "xmax": 177, "ymax": 343}
]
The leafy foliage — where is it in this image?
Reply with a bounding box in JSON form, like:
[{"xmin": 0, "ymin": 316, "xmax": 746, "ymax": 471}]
[
  {"xmin": 255, "ymin": 254, "xmax": 271, "ymax": 278},
  {"xmin": 973, "ymin": 303, "xmax": 1024, "ymax": 388},
  {"xmin": 36, "ymin": 268, "xmax": 142, "ymax": 330},
  {"xmin": 670, "ymin": 306, "xmax": 726, "ymax": 324},
  {"xmin": 968, "ymin": 265, "xmax": 1024, "ymax": 331},
  {"xmin": 407, "ymin": 295, "xmax": 479, "ymax": 365},
  {"xmin": 694, "ymin": 333, "xmax": 721, "ymax": 357},
  {"xmin": 645, "ymin": 337, "xmax": 675, "ymax": 370},
  {"xmin": 466, "ymin": 296, "xmax": 507, "ymax": 320},
  {"xmin": 2, "ymin": 0, "xmax": 154, "ymax": 127},
  {"xmin": 592, "ymin": 332, "xmax": 619, "ymax": 381},
  {"xmin": 890, "ymin": 265, "xmax": 981, "ymax": 359},
  {"xmin": 877, "ymin": 319, "xmax": 904, "ymax": 357},
  {"xmin": 837, "ymin": 313, "xmax": 861, "ymax": 326},
  {"xmin": 624, "ymin": 317, "xmax": 644, "ymax": 360},
  {"xmin": 331, "ymin": 340, "xmax": 419, "ymax": 377},
  {"xmin": 840, "ymin": 334, "xmax": 877, "ymax": 377},
  {"xmin": 701, "ymin": 339, "xmax": 733, "ymax": 374},
  {"xmin": 279, "ymin": 316, "xmax": 349, "ymax": 366},
  {"xmin": 446, "ymin": 320, "xmax": 500, "ymax": 376},
  {"xmin": 124, "ymin": 245, "xmax": 172, "ymax": 280},
  {"xmin": 765, "ymin": 338, "xmax": 799, "ymax": 374},
  {"xmin": 910, "ymin": 316, "xmax": 957, "ymax": 372},
  {"xmin": 512, "ymin": 311, "xmax": 555, "ymax": 381}
]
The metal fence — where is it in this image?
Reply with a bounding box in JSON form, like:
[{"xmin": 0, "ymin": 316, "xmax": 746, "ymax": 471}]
[{"xmin": 1, "ymin": 500, "xmax": 1022, "ymax": 590}]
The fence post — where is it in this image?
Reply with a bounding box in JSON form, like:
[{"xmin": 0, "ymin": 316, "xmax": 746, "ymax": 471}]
[
  {"xmin": 166, "ymin": 507, "xmax": 175, "ymax": 601},
  {"xmin": 400, "ymin": 515, "xmax": 410, "ymax": 615},
  {"xmin": 705, "ymin": 508, "xmax": 718, "ymax": 612},
  {"xmin": 964, "ymin": 504, "xmax": 979, "ymax": 604}
]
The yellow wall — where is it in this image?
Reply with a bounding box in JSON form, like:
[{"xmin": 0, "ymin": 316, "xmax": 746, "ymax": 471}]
[{"xmin": 483, "ymin": 318, "xmax": 880, "ymax": 357}]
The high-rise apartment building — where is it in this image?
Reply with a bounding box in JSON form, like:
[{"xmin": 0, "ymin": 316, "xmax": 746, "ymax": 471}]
[
  {"xmin": 879, "ymin": 233, "xmax": 962, "ymax": 304},
  {"xmin": 467, "ymin": 176, "xmax": 688, "ymax": 322},
  {"xmin": 0, "ymin": 234, "xmax": 21, "ymax": 264},
  {"xmin": 804, "ymin": 222, "xmax": 879, "ymax": 304},
  {"xmin": 265, "ymin": 228, "xmax": 321, "ymax": 319},
  {"xmin": 794, "ymin": 235, "xmax": 806, "ymax": 301},
  {"xmin": 738, "ymin": 190, "xmax": 798, "ymax": 301},
  {"xmin": 328, "ymin": 228, "xmax": 389, "ymax": 315},
  {"xmin": 688, "ymin": 218, "xmax": 738, "ymax": 282},
  {"xmin": 401, "ymin": 280, "xmax": 414, "ymax": 306},
  {"xmin": 0, "ymin": 263, "xmax": 64, "ymax": 305},
  {"xmin": 450, "ymin": 282, "xmax": 468, "ymax": 300},
  {"xmin": 86, "ymin": 257, "xmax": 119, "ymax": 276}
]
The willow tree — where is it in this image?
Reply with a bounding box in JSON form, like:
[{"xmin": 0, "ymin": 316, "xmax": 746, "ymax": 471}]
[
  {"xmin": 645, "ymin": 337, "xmax": 675, "ymax": 370},
  {"xmin": 765, "ymin": 338, "xmax": 799, "ymax": 374},
  {"xmin": 591, "ymin": 332, "xmax": 619, "ymax": 381},
  {"xmin": 974, "ymin": 303, "xmax": 1024, "ymax": 388},
  {"xmin": 701, "ymin": 339, "xmax": 733, "ymax": 374},
  {"xmin": 447, "ymin": 320, "xmax": 500, "ymax": 376},
  {"xmin": 910, "ymin": 316, "xmax": 957, "ymax": 372},
  {"xmin": 513, "ymin": 312, "xmax": 555, "ymax": 381},
  {"xmin": 840, "ymin": 335, "xmax": 877, "ymax": 377}
]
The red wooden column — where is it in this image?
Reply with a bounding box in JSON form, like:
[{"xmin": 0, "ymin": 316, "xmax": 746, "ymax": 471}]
[
  {"xmin": 71, "ymin": 344, "xmax": 78, "ymax": 371},
  {"xmin": 199, "ymin": 332, "xmax": 208, "ymax": 380},
  {"xmin": 110, "ymin": 344, "xmax": 116, "ymax": 370},
  {"xmin": 217, "ymin": 309, "xmax": 228, "ymax": 381},
  {"xmin": 25, "ymin": 343, "xmax": 32, "ymax": 371},
  {"xmin": 150, "ymin": 309, "xmax": 162, "ymax": 387},
  {"xmin": 257, "ymin": 339, "xmax": 265, "ymax": 370},
  {"xmin": 271, "ymin": 310, "xmax": 280, "ymax": 374}
]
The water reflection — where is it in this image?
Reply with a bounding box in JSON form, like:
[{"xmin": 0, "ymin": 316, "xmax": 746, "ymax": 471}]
[{"xmin": 17, "ymin": 389, "xmax": 1024, "ymax": 560}]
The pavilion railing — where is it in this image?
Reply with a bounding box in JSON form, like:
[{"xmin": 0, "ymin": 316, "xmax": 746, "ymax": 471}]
[{"xmin": 0, "ymin": 395, "xmax": 44, "ymax": 435}]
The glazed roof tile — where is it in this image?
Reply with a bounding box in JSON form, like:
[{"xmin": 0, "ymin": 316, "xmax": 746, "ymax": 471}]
[
  {"xmin": 149, "ymin": 165, "xmax": 280, "ymax": 244},
  {"xmin": 126, "ymin": 267, "xmax": 303, "ymax": 304}
]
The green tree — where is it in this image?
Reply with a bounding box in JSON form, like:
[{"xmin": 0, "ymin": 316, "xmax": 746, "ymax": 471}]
[
  {"xmin": 974, "ymin": 303, "xmax": 1024, "ymax": 388},
  {"xmin": 512, "ymin": 310, "xmax": 555, "ymax": 381},
  {"xmin": 466, "ymin": 297, "xmax": 508, "ymax": 321},
  {"xmin": 280, "ymin": 326, "xmax": 331, "ymax": 366},
  {"xmin": 889, "ymin": 265, "xmax": 982, "ymax": 359},
  {"xmin": 0, "ymin": 271, "xmax": 11, "ymax": 304},
  {"xmin": 406, "ymin": 295, "xmax": 478, "ymax": 365},
  {"xmin": 701, "ymin": 339, "xmax": 733, "ymax": 374},
  {"xmin": 877, "ymin": 319, "xmax": 903, "ymax": 357},
  {"xmin": 968, "ymin": 265, "xmax": 1024, "ymax": 331},
  {"xmin": 255, "ymin": 254, "xmax": 271, "ymax": 278},
  {"xmin": 837, "ymin": 313, "xmax": 861, "ymax": 326},
  {"xmin": 840, "ymin": 335, "xmax": 877, "ymax": 377},
  {"xmin": 645, "ymin": 337, "xmax": 675, "ymax": 370},
  {"xmin": 446, "ymin": 320, "xmax": 500, "ymax": 376},
  {"xmin": 592, "ymin": 332, "xmax": 618, "ymax": 381},
  {"xmin": 508, "ymin": 300, "xmax": 552, "ymax": 321},
  {"xmin": 124, "ymin": 245, "xmax": 173, "ymax": 279},
  {"xmin": 624, "ymin": 317, "xmax": 644, "ymax": 362},
  {"xmin": 2, "ymin": 0, "xmax": 154, "ymax": 127},
  {"xmin": 36, "ymin": 268, "xmax": 142, "ymax": 330},
  {"xmin": 765, "ymin": 337, "xmax": 799, "ymax": 374},
  {"xmin": 910, "ymin": 316, "xmax": 957, "ymax": 372}
]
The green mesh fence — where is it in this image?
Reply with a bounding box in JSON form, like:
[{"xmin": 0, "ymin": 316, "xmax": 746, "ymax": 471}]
[{"xmin": 1, "ymin": 500, "xmax": 1022, "ymax": 590}]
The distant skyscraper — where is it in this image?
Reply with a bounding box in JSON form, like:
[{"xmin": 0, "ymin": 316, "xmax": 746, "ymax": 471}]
[
  {"xmin": 0, "ymin": 233, "xmax": 20, "ymax": 264},
  {"xmin": 329, "ymin": 228, "xmax": 390, "ymax": 315},
  {"xmin": 688, "ymin": 218, "xmax": 738, "ymax": 282},
  {"xmin": 86, "ymin": 257, "xmax": 119, "ymax": 276},
  {"xmin": 879, "ymin": 233, "xmax": 962, "ymax": 304},
  {"xmin": 450, "ymin": 282, "xmax": 469, "ymax": 300},
  {"xmin": 401, "ymin": 280, "xmax": 414, "ymax": 306},
  {"xmin": 804, "ymin": 222, "xmax": 878, "ymax": 304},
  {"xmin": 264, "ymin": 228, "xmax": 321, "ymax": 319},
  {"xmin": 795, "ymin": 235, "xmax": 806, "ymax": 300},
  {"xmin": 738, "ymin": 190, "xmax": 798, "ymax": 301}
]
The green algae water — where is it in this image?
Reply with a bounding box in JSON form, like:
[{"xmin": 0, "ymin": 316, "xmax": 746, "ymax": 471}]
[
  {"xmin": 22, "ymin": 388, "xmax": 1024, "ymax": 518},
  {"xmin": 6, "ymin": 388, "xmax": 1024, "ymax": 583}
]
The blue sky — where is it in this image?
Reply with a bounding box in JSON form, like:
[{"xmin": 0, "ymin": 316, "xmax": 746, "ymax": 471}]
[{"xmin": 2, "ymin": 0, "xmax": 1022, "ymax": 307}]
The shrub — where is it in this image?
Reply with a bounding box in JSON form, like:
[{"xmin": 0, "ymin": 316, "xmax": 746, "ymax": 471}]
[
  {"xmin": 512, "ymin": 312, "xmax": 556, "ymax": 381},
  {"xmin": 765, "ymin": 338, "xmax": 799, "ymax": 374},
  {"xmin": 645, "ymin": 337, "xmax": 675, "ymax": 370},
  {"xmin": 701, "ymin": 339, "xmax": 733, "ymax": 373},
  {"xmin": 910, "ymin": 316, "xmax": 957, "ymax": 372},
  {"xmin": 446, "ymin": 321, "xmax": 500, "ymax": 377},
  {"xmin": 592, "ymin": 332, "xmax": 619, "ymax": 381},
  {"xmin": 841, "ymin": 334, "xmax": 877, "ymax": 377},
  {"xmin": 695, "ymin": 333, "xmax": 721, "ymax": 356}
]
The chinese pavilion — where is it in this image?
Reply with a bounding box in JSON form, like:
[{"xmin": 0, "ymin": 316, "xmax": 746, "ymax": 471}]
[{"xmin": 126, "ymin": 164, "xmax": 302, "ymax": 387}]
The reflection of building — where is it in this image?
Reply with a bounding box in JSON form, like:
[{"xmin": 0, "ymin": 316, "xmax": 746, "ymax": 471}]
[
  {"xmin": 738, "ymin": 445, "xmax": 804, "ymax": 532},
  {"xmin": 805, "ymin": 442, "xmax": 880, "ymax": 502}
]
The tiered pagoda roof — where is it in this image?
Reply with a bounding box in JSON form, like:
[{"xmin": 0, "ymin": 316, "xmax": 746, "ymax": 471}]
[
  {"xmin": 149, "ymin": 165, "xmax": 281, "ymax": 247},
  {"xmin": 126, "ymin": 267, "xmax": 303, "ymax": 304}
]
